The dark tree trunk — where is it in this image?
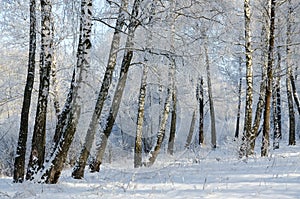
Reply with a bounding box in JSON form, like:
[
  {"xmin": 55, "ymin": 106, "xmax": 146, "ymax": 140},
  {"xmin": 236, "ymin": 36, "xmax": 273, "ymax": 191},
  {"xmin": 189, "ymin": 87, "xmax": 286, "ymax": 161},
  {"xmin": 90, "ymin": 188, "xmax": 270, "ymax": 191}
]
[
  {"xmin": 89, "ymin": 0, "xmax": 143, "ymax": 173},
  {"xmin": 26, "ymin": 0, "xmax": 52, "ymax": 180},
  {"xmin": 13, "ymin": 0, "xmax": 36, "ymax": 183},
  {"xmin": 36, "ymin": 0, "xmax": 93, "ymax": 184},
  {"xmin": 273, "ymin": 48, "xmax": 282, "ymax": 149},
  {"xmin": 261, "ymin": 0, "xmax": 276, "ymax": 157},
  {"xmin": 71, "ymin": 0, "xmax": 128, "ymax": 179},
  {"xmin": 205, "ymin": 45, "xmax": 216, "ymax": 148},
  {"xmin": 291, "ymin": 75, "xmax": 300, "ymax": 115},
  {"xmin": 249, "ymin": 15, "xmax": 269, "ymax": 154},
  {"xmin": 185, "ymin": 110, "xmax": 196, "ymax": 148},
  {"xmin": 167, "ymin": 88, "xmax": 176, "ymax": 155},
  {"xmin": 286, "ymin": 0, "xmax": 296, "ymax": 146},
  {"xmin": 197, "ymin": 76, "xmax": 204, "ymax": 145},
  {"xmin": 235, "ymin": 57, "xmax": 242, "ymax": 139}
]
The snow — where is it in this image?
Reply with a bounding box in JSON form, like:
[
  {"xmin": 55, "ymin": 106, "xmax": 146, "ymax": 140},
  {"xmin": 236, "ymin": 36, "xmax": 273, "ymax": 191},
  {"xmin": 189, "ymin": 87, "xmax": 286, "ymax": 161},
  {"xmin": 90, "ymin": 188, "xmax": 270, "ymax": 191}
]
[{"xmin": 1, "ymin": 144, "xmax": 300, "ymax": 199}]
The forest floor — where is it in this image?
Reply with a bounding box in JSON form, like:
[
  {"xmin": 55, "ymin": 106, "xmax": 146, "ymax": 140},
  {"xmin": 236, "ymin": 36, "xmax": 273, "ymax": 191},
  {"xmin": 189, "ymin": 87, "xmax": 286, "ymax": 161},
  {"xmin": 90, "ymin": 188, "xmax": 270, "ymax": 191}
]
[{"xmin": 1, "ymin": 141, "xmax": 300, "ymax": 199}]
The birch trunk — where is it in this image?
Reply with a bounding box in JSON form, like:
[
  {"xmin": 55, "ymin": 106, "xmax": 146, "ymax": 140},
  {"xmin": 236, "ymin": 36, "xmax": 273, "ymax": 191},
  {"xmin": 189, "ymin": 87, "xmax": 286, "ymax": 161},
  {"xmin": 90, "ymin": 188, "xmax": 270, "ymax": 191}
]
[
  {"xmin": 273, "ymin": 48, "xmax": 282, "ymax": 149},
  {"xmin": 286, "ymin": 0, "xmax": 296, "ymax": 146},
  {"xmin": 147, "ymin": 85, "xmax": 172, "ymax": 166},
  {"xmin": 36, "ymin": 0, "xmax": 92, "ymax": 184},
  {"xmin": 134, "ymin": 64, "xmax": 148, "ymax": 168},
  {"xmin": 71, "ymin": 0, "xmax": 128, "ymax": 179},
  {"xmin": 197, "ymin": 76, "xmax": 204, "ymax": 145},
  {"xmin": 147, "ymin": 0, "xmax": 176, "ymax": 166},
  {"xmin": 134, "ymin": 1, "xmax": 155, "ymax": 166},
  {"xmin": 185, "ymin": 110, "xmax": 196, "ymax": 148},
  {"xmin": 261, "ymin": 0, "xmax": 276, "ymax": 157},
  {"xmin": 167, "ymin": 88, "xmax": 176, "ymax": 155},
  {"xmin": 249, "ymin": 12, "xmax": 269, "ymax": 154},
  {"xmin": 291, "ymin": 75, "xmax": 300, "ymax": 115},
  {"xmin": 89, "ymin": 0, "xmax": 143, "ymax": 173},
  {"xmin": 205, "ymin": 45, "xmax": 216, "ymax": 148},
  {"xmin": 240, "ymin": 0, "xmax": 253, "ymax": 157},
  {"xmin": 13, "ymin": 0, "xmax": 36, "ymax": 183},
  {"xmin": 26, "ymin": 0, "xmax": 53, "ymax": 180},
  {"xmin": 235, "ymin": 58, "xmax": 242, "ymax": 139}
]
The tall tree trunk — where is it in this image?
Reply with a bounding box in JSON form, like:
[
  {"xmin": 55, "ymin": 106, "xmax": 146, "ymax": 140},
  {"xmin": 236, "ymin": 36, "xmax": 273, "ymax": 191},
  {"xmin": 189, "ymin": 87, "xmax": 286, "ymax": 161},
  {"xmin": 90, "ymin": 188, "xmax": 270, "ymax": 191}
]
[
  {"xmin": 261, "ymin": 0, "xmax": 276, "ymax": 157},
  {"xmin": 167, "ymin": 88, "xmax": 176, "ymax": 155},
  {"xmin": 185, "ymin": 110, "xmax": 196, "ymax": 148},
  {"xmin": 89, "ymin": 0, "xmax": 143, "ymax": 173},
  {"xmin": 147, "ymin": 84, "xmax": 173, "ymax": 166},
  {"xmin": 26, "ymin": 0, "xmax": 53, "ymax": 180},
  {"xmin": 13, "ymin": 0, "xmax": 37, "ymax": 183},
  {"xmin": 286, "ymin": 0, "xmax": 296, "ymax": 146},
  {"xmin": 235, "ymin": 57, "xmax": 242, "ymax": 139},
  {"xmin": 197, "ymin": 76, "xmax": 204, "ymax": 145},
  {"xmin": 71, "ymin": 0, "xmax": 128, "ymax": 179},
  {"xmin": 134, "ymin": 64, "xmax": 148, "ymax": 168},
  {"xmin": 291, "ymin": 75, "xmax": 300, "ymax": 115},
  {"xmin": 35, "ymin": 0, "xmax": 92, "ymax": 184},
  {"xmin": 249, "ymin": 11, "xmax": 269, "ymax": 154},
  {"xmin": 134, "ymin": 1, "xmax": 156, "ymax": 166},
  {"xmin": 204, "ymin": 45, "xmax": 216, "ymax": 148},
  {"xmin": 147, "ymin": 0, "xmax": 176, "ymax": 163},
  {"xmin": 240, "ymin": 0, "xmax": 253, "ymax": 157},
  {"xmin": 273, "ymin": 47, "xmax": 282, "ymax": 149},
  {"xmin": 166, "ymin": 0, "xmax": 177, "ymax": 155}
]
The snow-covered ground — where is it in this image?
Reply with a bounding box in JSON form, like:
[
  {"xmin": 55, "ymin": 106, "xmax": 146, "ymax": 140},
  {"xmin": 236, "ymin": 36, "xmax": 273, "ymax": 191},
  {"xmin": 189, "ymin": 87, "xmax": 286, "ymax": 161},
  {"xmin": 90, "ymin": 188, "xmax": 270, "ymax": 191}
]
[{"xmin": 1, "ymin": 143, "xmax": 300, "ymax": 199}]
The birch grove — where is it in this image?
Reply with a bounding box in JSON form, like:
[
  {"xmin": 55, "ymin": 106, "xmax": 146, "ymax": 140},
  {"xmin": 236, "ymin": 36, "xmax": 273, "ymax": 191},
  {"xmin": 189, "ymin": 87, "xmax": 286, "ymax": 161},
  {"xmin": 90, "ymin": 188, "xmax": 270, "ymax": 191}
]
[{"xmin": 0, "ymin": 0, "xmax": 299, "ymax": 183}]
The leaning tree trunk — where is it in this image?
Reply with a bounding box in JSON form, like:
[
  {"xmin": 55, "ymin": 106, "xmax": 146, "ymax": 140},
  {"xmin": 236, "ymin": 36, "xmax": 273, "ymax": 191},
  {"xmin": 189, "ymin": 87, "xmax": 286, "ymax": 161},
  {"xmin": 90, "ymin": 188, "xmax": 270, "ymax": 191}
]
[
  {"xmin": 147, "ymin": 0, "xmax": 176, "ymax": 166},
  {"xmin": 147, "ymin": 84, "xmax": 173, "ymax": 166},
  {"xmin": 13, "ymin": 0, "xmax": 37, "ymax": 183},
  {"xmin": 286, "ymin": 0, "xmax": 296, "ymax": 146},
  {"xmin": 26, "ymin": 0, "xmax": 53, "ymax": 180},
  {"xmin": 249, "ymin": 13, "xmax": 269, "ymax": 154},
  {"xmin": 34, "ymin": 0, "xmax": 92, "ymax": 184},
  {"xmin": 71, "ymin": 0, "xmax": 128, "ymax": 179},
  {"xmin": 89, "ymin": 0, "xmax": 143, "ymax": 173},
  {"xmin": 240, "ymin": 0, "xmax": 253, "ymax": 158},
  {"xmin": 204, "ymin": 45, "xmax": 216, "ymax": 148},
  {"xmin": 185, "ymin": 110, "xmax": 196, "ymax": 148},
  {"xmin": 261, "ymin": 0, "xmax": 276, "ymax": 157}
]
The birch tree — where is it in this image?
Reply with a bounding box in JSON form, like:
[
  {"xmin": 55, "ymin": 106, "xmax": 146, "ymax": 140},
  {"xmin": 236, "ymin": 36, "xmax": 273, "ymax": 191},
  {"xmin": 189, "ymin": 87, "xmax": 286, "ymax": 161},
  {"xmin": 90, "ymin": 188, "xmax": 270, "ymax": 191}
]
[
  {"xmin": 35, "ymin": 0, "xmax": 93, "ymax": 183},
  {"xmin": 134, "ymin": 63, "xmax": 148, "ymax": 168},
  {"xmin": 147, "ymin": 0, "xmax": 176, "ymax": 167},
  {"xmin": 261, "ymin": 0, "xmax": 276, "ymax": 157},
  {"xmin": 249, "ymin": 11, "xmax": 269, "ymax": 154},
  {"xmin": 273, "ymin": 46, "xmax": 282, "ymax": 149},
  {"xmin": 185, "ymin": 110, "xmax": 196, "ymax": 148},
  {"xmin": 26, "ymin": 0, "xmax": 53, "ymax": 180},
  {"xmin": 196, "ymin": 76, "xmax": 204, "ymax": 145},
  {"xmin": 235, "ymin": 58, "xmax": 242, "ymax": 139},
  {"xmin": 72, "ymin": 0, "xmax": 128, "ymax": 179},
  {"xmin": 13, "ymin": 0, "xmax": 37, "ymax": 183},
  {"xmin": 240, "ymin": 0, "xmax": 253, "ymax": 157},
  {"xmin": 204, "ymin": 44, "xmax": 217, "ymax": 148},
  {"xmin": 89, "ymin": 0, "xmax": 143, "ymax": 173},
  {"xmin": 286, "ymin": 0, "xmax": 296, "ymax": 146}
]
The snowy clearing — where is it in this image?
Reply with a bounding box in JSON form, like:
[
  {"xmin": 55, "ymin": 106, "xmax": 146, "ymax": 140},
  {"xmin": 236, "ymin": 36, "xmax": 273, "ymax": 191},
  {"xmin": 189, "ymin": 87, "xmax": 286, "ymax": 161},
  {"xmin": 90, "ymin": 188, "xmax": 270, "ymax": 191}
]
[{"xmin": 1, "ymin": 144, "xmax": 300, "ymax": 199}]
